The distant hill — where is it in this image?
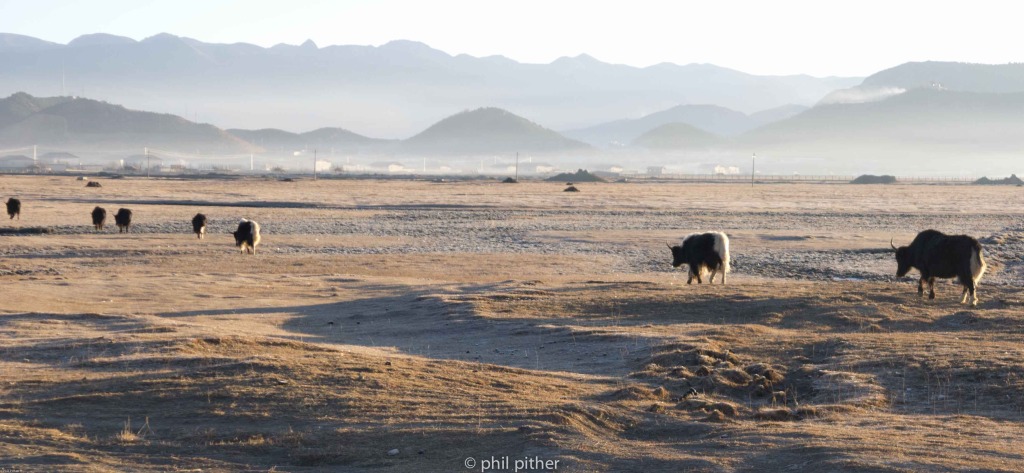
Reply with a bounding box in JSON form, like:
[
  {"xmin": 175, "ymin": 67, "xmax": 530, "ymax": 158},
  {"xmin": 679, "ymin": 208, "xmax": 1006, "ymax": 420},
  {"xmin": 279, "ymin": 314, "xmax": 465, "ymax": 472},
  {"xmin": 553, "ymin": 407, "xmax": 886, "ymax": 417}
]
[
  {"xmin": 563, "ymin": 104, "xmax": 752, "ymax": 147},
  {"xmin": 0, "ymin": 32, "xmax": 860, "ymax": 137},
  {"xmin": 403, "ymin": 107, "xmax": 589, "ymax": 155},
  {"xmin": 862, "ymin": 61, "xmax": 1024, "ymax": 93},
  {"xmin": 632, "ymin": 123, "xmax": 724, "ymax": 150},
  {"xmin": 226, "ymin": 127, "xmax": 390, "ymax": 153},
  {"xmin": 739, "ymin": 88, "xmax": 1024, "ymax": 156},
  {"xmin": 748, "ymin": 104, "xmax": 808, "ymax": 127},
  {"xmin": 0, "ymin": 93, "xmax": 258, "ymax": 153}
]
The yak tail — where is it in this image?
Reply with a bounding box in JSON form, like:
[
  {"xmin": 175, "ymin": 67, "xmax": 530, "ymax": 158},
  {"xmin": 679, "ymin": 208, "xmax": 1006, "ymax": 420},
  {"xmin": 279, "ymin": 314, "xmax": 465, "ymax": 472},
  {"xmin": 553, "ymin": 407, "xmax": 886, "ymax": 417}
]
[
  {"xmin": 713, "ymin": 232, "xmax": 730, "ymax": 273},
  {"xmin": 971, "ymin": 244, "xmax": 987, "ymax": 285}
]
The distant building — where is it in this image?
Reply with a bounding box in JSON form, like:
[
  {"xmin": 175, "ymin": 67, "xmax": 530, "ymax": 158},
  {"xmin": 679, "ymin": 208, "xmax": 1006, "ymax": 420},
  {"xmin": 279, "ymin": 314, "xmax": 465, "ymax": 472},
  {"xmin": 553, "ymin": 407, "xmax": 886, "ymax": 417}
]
[
  {"xmin": 124, "ymin": 154, "xmax": 163, "ymax": 171},
  {"xmin": 534, "ymin": 163, "xmax": 557, "ymax": 174},
  {"xmin": 714, "ymin": 165, "xmax": 741, "ymax": 175},
  {"xmin": 647, "ymin": 166, "xmax": 667, "ymax": 176},
  {"xmin": 314, "ymin": 160, "xmax": 332, "ymax": 172},
  {"xmin": 0, "ymin": 155, "xmax": 35, "ymax": 171}
]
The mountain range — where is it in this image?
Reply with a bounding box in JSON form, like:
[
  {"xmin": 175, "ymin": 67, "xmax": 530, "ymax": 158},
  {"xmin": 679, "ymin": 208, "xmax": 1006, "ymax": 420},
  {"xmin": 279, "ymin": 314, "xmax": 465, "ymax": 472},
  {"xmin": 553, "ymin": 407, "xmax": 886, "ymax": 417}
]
[
  {"xmin": 0, "ymin": 32, "xmax": 859, "ymax": 137},
  {"xmin": 3, "ymin": 32, "xmax": 1024, "ymax": 176}
]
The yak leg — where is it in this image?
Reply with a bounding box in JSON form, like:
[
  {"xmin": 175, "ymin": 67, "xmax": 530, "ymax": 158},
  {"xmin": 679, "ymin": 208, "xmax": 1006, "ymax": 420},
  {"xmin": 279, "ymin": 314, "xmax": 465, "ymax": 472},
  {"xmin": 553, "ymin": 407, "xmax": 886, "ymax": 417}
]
[
  {"xmin": 928, "ymin": 277, "xmax": 936, "ymax": 300},
  {"xmin": 917, "ymin": 278, "xmax": 925, "ymax": 297},
  {"xmin": 708, "ymin": 268, "xmax": 718, "ymax": 284},
  {"xmin": 961, "ymin": 285, "xmax": 970, "ymax": 304},
  {"xmin": 962, "ymin": 274, "xmax": 978, "ymax": 306}
]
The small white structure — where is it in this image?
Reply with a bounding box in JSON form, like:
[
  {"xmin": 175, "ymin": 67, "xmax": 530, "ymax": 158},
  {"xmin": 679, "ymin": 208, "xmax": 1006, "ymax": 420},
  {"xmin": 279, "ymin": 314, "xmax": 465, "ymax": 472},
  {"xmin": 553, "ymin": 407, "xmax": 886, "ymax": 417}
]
[{"xmin": 315, "ymin": 160, "xmax": 332, "ymax": 172}]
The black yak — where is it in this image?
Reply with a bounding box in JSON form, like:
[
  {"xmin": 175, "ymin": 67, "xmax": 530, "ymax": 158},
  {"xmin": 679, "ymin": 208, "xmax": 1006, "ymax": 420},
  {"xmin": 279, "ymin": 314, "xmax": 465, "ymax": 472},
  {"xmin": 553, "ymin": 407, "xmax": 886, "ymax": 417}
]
[
  {"xmin": 114, "ymin": 208, "xmax": 133, "ymax": 233},
  {"xmin": 892, "ymin": 229, "xmax": 987, "ymax": 306},
  {"xmin": 91, "ymin": 206, "xmax": 107, "ymax": 230},
  {"xmin": 6, "ymin": 198, "xmax": 20, "ymax": 220},
  {"xmin": 233, "ymin": 219, "xmax": 261, "ymax": 255},
  {"xmin": 668, "ymin": 232, "xmax": 731, "ymax": 284},
  {"xmin": 192, "ymin": 213, "xmax": 207, "ymax": 239}
]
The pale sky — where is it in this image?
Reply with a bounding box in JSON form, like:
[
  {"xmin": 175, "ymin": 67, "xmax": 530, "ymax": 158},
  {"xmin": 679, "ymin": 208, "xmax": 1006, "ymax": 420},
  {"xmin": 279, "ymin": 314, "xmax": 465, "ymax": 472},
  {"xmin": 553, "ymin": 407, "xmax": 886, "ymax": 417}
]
[{"xmin": 1, "ymin": 0, "xmax": 1021, "ymax": 77}]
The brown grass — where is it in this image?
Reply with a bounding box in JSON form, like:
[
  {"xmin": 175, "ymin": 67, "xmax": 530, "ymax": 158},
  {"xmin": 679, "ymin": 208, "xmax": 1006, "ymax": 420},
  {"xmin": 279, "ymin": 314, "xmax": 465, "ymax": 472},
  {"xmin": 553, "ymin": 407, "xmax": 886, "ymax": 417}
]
[{"xmin": 0, "ymin": 175, "xmax": 1023, "ymax": 471}]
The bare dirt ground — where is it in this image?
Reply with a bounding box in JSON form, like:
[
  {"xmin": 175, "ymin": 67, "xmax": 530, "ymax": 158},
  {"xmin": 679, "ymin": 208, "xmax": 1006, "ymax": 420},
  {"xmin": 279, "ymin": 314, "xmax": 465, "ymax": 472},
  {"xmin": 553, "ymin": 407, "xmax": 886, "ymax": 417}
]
[{"xmin": 0, "ymin": 175, "xmax": 1023, "ymax": 472}]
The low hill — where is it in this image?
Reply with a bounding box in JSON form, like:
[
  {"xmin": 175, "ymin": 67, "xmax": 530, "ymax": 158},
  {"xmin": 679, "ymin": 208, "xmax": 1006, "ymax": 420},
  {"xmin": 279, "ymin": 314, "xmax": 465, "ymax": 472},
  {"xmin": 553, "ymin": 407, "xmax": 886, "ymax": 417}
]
[
  {"xmin": 563, "ymin": 104, "xmax": 753, "ymax": 147},
  {"xmin": 0, "ymin": 93, "xmax": 258, "ymax": 153},
  {"xmin": 632, "ymin": 123, "xmax": 724, "ymax": 150},
  {"xmin": 227, "ymin": 127, "xmax": 393, "ymax": 154},
  {"xmin": 739, "ymin": 89, "xmax": 1024, "ymax": 154},
  {"xmin": 748, "ymin": 104, "xmax": 808, "ymax": 127},
  {"xmin": 403, "ymin": 107, "xmax": 589, "ymax": 155},
  {"xmin": 544, "ymin": 169, "xmax": 607, "ymax": 182}
]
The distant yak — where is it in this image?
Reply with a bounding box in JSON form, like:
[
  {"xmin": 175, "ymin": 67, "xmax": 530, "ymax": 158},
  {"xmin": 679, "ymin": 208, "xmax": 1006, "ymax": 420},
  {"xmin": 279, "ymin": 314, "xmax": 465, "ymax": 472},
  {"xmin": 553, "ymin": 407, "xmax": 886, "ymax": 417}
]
[
  {"xmin": 114, "ymin": 208, "xmax": 133, "ymax": 233},
  {"xmin": 6, "ymin": 198, "xmax": 20, "ymax": 220},
  {"xmin": 192, "ymin": 213, "xmax": 207, "ymax": 239},
  {"xmin": 668, "ymin": 232, "xmax": 731, "ymax": 284},
  {"xmin": 91, "ymin": 206, "xmax": 107, "ymax": 230},
  {"xmin": 892, "ymin": 229, "xmax": 986, "ymax": 306},
  {"xmin": 233, "ymin": 219, "xmax": 261, "ymax": 255}
]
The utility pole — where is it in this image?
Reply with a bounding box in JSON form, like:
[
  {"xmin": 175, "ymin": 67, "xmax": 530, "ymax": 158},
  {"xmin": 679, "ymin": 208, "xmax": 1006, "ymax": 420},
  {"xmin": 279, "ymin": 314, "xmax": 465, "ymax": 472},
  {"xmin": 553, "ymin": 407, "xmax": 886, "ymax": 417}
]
[
  {"xmin": 145, "ymin": 147, "xmax": 150, "ymax": 178},
  {"xmin": 313, "ymin": 149, "xmax": 317, "ymax": 180},
  {"xmin": 751, "ymin": 152, "xmax": 756, "ymax": 187},
  {"xmin": 515, "ymin": 152, "xmax": 519, "ymax": 181}
]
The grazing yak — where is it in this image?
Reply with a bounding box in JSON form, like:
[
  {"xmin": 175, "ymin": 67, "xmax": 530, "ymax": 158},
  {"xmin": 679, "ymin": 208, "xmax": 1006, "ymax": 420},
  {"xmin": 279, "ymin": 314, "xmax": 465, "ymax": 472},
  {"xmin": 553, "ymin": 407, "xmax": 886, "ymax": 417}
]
[
  {"xmin": 668, "ymin": 232, "xmax": 731, "ymax": 284},
  {"xmin": 114, "ymin": 208, "xmax": 133, "ymax": 233},
  {"xmin": 6, "ymin": 198, "xmax": 20, "ymax": 220},
  {"xmin": 91, "ymin": 206, "xmax": 107, "ymax": 230},
  {"xmin": 192, "ymin": 213, "xmax": 207, "ymax": 239},
  {"xmin": 233, "ymin": 219, "xmax": 261, "ymax": 255},
  {"xmin": 892, "ymin": 229, "xmax": 986, "ymax": 306}
]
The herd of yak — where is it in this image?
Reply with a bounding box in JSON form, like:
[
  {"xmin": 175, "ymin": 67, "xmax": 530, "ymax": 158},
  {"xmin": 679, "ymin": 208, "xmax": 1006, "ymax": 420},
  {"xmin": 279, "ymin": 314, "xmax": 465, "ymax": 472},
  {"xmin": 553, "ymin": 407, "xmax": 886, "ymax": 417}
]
[
  {"xmin": 4, "ymin": 197, "xmax": 262, "ymax": 255},
  {"xmin": 5, "ymin": 195, "xmax": 988, "ymax": 305}
]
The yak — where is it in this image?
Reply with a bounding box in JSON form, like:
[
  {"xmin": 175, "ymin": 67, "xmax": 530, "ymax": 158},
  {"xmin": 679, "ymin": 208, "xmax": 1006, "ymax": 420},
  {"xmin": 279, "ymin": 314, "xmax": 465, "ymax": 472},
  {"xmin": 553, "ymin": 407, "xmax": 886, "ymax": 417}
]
[
  {"xmin": 233, "ymin": 219, "xmax": 261, "ymax": 255},
  {"xmin": 192, "ymin": 213, "xmax": 208, "ymax": 239},
  {"xmin": 668, "ymin": 232, "xmax": 731, "ymax": 284},
  {"xmin": 892, "ymin": 229, "xmax": 986, "ymax": 306},
  {"xmin": 6, "ymin": 198, "xmax": 20, "ymax": 220},
  {"xmin": 114, "ymin": 208, "xmax": 133, "ymax": 233},
  {"xmin": 91, "ymin": 206, "xmax": 107, "ymax": 230}
]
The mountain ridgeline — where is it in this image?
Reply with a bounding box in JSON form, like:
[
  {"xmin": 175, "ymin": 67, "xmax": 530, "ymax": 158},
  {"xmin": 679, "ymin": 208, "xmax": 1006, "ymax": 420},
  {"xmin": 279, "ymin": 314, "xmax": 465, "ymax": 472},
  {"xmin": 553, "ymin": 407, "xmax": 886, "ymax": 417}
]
[
  {"xmin": 0, "ymin": 94, "xmax": 586, "ymax": 156},
  {"xmin": 0, "ymin": 32, "xmax": 859, "ymax": 137}
]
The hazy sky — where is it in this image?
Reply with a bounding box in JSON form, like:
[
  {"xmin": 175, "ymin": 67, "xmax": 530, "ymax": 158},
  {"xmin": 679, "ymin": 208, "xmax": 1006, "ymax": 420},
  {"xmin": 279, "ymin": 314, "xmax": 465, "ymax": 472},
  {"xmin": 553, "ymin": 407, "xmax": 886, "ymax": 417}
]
[{"xmin": 1, "ymin": 0, "xmax": 1020, "ymax": 77}]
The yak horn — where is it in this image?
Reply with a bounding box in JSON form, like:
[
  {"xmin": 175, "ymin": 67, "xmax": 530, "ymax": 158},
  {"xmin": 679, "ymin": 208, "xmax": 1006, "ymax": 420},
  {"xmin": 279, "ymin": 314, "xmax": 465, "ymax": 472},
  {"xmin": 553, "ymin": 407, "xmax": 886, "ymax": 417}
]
[
  {"xmin": 890, "ymin": 238, "xmax": 897, "ymax": 251},
  {"xmin": 666, "ymin": 242, "xmax": 673, "ymax": 249}
]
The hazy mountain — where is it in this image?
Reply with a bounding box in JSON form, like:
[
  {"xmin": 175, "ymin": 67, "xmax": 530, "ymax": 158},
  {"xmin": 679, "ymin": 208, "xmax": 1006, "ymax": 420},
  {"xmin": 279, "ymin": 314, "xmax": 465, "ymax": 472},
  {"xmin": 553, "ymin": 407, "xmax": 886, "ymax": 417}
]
[
  {"xmin": 0, "ymin": 93, "xmax": 258, "ymax": 153},
  {"xmin": 0, "ymin": 33, "xmax": 861, "ymax": 137},
  {"xmin": 740, "ymin": 88, "xmax": 1024, "ymax": 155},
  {"xmin": 227, "ymin": 127, "xmax": 392, "ymax": 153},
  {"xmin": 862, "ymin": 61, "xmax": 1024, "ymax": 93},
  {"xmin": 403, "ymin": 107, "xmax": 588, "ymax": 155},
  {"xmin": 0, "ymin": 33, "xmax": 59, "ymax": 52},
  {"xmin": 564, "ymin": 104, "xmax": 753, "ymax": 147},
  {"xmin": 748, "ymin": 104, "xmax": 808, "ymax": 127},
  {"xmin": 632, "ymin": 123, "xmax": 723, "ymax": 150}
]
